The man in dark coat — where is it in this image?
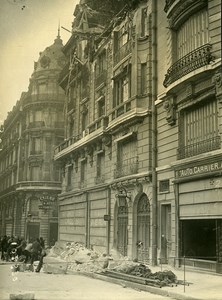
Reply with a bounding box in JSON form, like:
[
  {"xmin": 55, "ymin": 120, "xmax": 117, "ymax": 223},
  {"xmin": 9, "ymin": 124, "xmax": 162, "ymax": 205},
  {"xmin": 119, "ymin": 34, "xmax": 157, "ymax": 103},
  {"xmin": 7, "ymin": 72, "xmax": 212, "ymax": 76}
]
[{"xmin": 30, "ymin": 238, "xmax": 42, "ymax": 265}]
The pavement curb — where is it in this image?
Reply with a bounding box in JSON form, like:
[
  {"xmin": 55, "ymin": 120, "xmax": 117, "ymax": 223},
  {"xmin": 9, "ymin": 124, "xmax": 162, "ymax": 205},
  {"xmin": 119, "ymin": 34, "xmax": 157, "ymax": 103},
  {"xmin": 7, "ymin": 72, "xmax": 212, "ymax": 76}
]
[{"xmin": 65, "ymin": 269, "xmax": 202, "ymax": 300}]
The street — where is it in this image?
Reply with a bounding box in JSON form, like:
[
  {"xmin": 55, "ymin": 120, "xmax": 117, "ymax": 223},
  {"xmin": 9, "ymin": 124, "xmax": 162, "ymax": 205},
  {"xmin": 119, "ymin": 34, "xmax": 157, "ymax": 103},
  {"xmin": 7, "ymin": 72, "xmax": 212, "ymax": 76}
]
[{"xmin": 0, "ymin": 264, "xmax": 174, "ymax": 300}]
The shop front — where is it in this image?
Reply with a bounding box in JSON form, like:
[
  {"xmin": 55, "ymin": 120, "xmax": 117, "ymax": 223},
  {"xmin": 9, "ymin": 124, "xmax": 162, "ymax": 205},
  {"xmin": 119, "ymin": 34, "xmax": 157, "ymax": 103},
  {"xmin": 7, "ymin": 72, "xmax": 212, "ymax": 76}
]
[{"xmin": 175, "ymin": 159, "xmax": 222, "ymax": 273}]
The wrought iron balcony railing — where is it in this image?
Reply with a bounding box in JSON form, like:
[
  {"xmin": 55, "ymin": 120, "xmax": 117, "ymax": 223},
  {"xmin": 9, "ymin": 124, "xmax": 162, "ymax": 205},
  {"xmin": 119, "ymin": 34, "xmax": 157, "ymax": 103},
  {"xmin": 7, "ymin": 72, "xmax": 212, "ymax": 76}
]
[
  {"xmin": 163, "ymin": 44, "xmax": 214, "ymax": 87},
  {"xmin": 114, "ymin": 156, "xmax": 139, "ymax": 178},
  {"xmin": 177, "ymin": 136, "xmax": 221, "ymax": 159},
  {"xmin": 114, "ymin": 41, "xmax": 132, "ymax": 66}
]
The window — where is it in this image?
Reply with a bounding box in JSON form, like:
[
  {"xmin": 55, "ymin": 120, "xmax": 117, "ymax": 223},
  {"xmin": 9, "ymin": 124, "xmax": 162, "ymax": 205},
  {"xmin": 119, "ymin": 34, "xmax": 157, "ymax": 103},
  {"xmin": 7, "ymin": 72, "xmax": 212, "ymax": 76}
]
[
  {"xmin": 159, "ymin": 180, "xmax": 170, "ymax": 193},
  {"xmin": 30, "ymin": 166, "xmax": 40, "ymax": 181},
  {"xmin": 67, "ymin": 165, "xmax": 73, "ymax": 191},
  {"xmin": 98, "ymin": 97, "xmax": 105, "ymax": 117},
  {"xmin": 178, "ymin": 99, "xmax": 220, "ymax": 159},
  {"xmin": 140, "ymin": 63, "xmax": 147, "ymax": 95},
  {"xmin": 30, "ymin": 137, "xmax": 41, "ymax": 155},
  {"xmin": 164, "ymin": 7, "xmax": 210, "ymax": 87},
  {"xmin": 96, "ymin": 152, "xmax": 105, "ymax": 182},
  {"xmin": 80, "ymin": 160, "xmax": 86, "ymax": 182},
  {"xmin": 141, "ymin": 7, "xmax": 147, "ymax": 37},
  {"xmin": 29, "ymin": 198, "xmax": 39, "ymax": 216},
  {"xmin": 175, "ymin": 8, "xmax": 208, "ymax": 60},
  {"xmin": 54, "ymin": 164, "xmax": 61, "ymax": 182},
  {"xmin": 113, "ymin": 69, "xmax": 131, "ymax": 108},
  {"xmin": 113, "ymin": 25, "xmax": 132, "ymax": 65},
  {"xmin": 95, "ymin": 51, "xmax": 106, "ymax": 78},
  {"xmin": 82, "ymin": 111, "xmax": 88, "ymax": 132},
  {"xmin": 115, "ymin": 135, "xmax": 138, "ymax": 178}
]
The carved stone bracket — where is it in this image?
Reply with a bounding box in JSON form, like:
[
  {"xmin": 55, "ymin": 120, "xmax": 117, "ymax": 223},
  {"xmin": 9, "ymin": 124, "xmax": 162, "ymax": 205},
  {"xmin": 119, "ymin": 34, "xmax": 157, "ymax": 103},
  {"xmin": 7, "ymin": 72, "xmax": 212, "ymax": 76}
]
[
  {"xmin": 86, "ymin": 145, "xmax": 94, "ymax": 167},
  {"xmin": 213, "ymin": 69, "xmax": 222, "ymax": 102},
  {"xmin": 102, "ymin": 134, "xmax": 112, "ymax": 160},
  {"xmin": 163, "ymin": 95, "xmax": 177, "ymax": 125}
]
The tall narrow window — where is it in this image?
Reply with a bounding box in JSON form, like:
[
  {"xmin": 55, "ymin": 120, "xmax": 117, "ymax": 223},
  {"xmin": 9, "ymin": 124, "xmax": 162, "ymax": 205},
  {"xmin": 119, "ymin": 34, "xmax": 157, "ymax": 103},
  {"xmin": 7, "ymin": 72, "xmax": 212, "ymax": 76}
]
[
  {"xmin": 67, "ymin": 165, "xmax": 73, "ymax": 191},
  {"xmin": 178, "ymin": 98, "xmax": 220, "ymax": 158},
  {"xmin": 113, "ymin": 69, "xmax": 131, "ymax": 108},
  {"xmin": 30, "ymin": 166, "xmax": 40, "ymax": 181},
  {"xmin": 175, "ymin": 8, "xmax": 208, "ymax": 59},
  {"xmin": 115, "ymin": 136, "xmax": 138, "ymax": 178},
  {"xmin": 80, "ymin": 160, "xmax": 86, "ymax": 183},
  {"xmin": 141, "ymin": 8, "xmax": 147, "ymax": 37},
  {"xmin": 96, "ymin": 152, "xmax": 105, "ymax": 183},
  {"xmin": 141, "ymin": 63, "xmax": 147, "ymax": 95}
]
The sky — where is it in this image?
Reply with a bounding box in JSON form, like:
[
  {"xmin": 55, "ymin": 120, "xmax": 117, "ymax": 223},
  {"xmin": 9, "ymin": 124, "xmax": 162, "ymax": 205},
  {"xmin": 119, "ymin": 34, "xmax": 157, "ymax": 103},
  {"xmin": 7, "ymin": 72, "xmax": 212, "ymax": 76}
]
[{"xmin": 0, "ymin": 0, "xmax": 78, "ymax": 125}]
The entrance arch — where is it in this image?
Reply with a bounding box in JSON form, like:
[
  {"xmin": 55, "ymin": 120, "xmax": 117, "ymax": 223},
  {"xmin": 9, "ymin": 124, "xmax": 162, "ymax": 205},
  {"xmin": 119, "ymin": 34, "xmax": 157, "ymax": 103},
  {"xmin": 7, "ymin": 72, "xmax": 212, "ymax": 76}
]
[{"xmin": 136, "ymin": 193, "xmax": 150, "ymax": 262}]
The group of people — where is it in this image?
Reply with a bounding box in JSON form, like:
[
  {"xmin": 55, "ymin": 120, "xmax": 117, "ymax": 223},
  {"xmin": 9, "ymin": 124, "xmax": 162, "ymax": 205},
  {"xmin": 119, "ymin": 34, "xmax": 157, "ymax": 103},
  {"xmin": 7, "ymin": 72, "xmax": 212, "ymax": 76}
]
[{"xmin": 0, "ymin": 235, "xmax": 46, "ymax": 272}]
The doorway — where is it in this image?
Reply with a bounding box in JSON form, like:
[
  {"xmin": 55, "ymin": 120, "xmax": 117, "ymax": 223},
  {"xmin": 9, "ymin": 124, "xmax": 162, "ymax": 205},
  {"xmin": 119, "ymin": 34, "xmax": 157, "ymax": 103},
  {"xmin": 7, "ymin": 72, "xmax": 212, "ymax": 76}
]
[
  {"xmin": 117, "ymin": 198, "xmax": 128, "ymax": 256},
  {"xmin": 161, "ymin": 204, "xmax": 171, "ymax": 263},
  {"xmin": 137, "ymin": 194, "xmax": 150, "ymax": 262},
  {"xmin": 49, "ymin": 222, "xmax": 58, "ymax": 247},
  {"xmin": 27, "ymin": 222, "xmax": 40, "ymax": 242}
]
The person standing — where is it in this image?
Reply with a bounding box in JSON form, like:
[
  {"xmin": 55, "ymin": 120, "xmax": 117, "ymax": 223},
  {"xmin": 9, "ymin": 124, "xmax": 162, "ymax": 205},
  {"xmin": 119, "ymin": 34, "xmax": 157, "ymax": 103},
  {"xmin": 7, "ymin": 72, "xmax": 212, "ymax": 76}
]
[
  {"xmin": 30, "ymin": 238, "xmax": 42, "ymax": 265},
  {"xmin": 1, "ymin": 236, "xmax": 8, "ymax": 260}
]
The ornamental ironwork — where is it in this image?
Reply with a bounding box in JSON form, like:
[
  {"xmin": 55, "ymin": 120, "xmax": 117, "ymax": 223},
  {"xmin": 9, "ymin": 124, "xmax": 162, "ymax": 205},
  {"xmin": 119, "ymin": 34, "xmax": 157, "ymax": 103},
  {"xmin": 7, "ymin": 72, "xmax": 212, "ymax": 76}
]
[
  {"xmin": 163, "ymin": 44, "xmax": 214, "ymax": 87},
  {"xmin": 177, "ymin": 136, "xmax": 221, "ymax": 159},
  {"xmin": 114, "ymin": 156, "xmax": 139, "ymax": 178}
]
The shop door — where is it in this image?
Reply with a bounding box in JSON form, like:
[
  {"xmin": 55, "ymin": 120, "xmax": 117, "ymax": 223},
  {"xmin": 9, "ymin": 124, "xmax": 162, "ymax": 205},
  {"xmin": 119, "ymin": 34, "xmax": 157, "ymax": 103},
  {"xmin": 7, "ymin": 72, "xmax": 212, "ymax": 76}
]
[
  {"xmin": 27, "ymin": 223, "xmax": 40, "ymax": 242},
  {"xmin": 161, "ymin": 205, "xmax": 171, "ymax": 263},
  {"xmin": 137, "ymin": 195, "xmax": 150, "ymax": 262},
  {"xmin": 117, "ymin": 201, "xmax": 128, "ymax": 256},
  {"xmin": 49, "ymin": 222, "xmax": 58, "ymax": 247}
]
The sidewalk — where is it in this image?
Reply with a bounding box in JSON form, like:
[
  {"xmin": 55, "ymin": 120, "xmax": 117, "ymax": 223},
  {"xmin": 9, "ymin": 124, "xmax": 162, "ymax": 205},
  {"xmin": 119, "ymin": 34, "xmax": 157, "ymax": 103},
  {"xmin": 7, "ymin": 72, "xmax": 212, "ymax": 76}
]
[{"xmin": 43, "ymin": 257, "xmax": 222, "ymax": 300}]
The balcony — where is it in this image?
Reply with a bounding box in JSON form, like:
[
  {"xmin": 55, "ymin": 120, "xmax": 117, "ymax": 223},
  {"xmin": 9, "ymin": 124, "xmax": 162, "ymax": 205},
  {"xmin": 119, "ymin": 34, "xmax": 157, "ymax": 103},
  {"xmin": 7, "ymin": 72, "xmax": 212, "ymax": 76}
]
[
  {"xmin": 110, "ymin": 100, "xmax": 132, "ymax": 122},
  {"xmin": 28, "ymin": 121, "xmax": 45, "ymax": 129},
  {"xmin": 95, "ymin": 175, "xmax": 105, "ymax": 184},
  {"xmin": 54, "ymin": 117, "xmax": 108, "ymax": 157},
  {"xmin": 54, "ymin": 134, "xmax": 82, "ymax": 154},
  {"xmin": 30, "ymin": 150, "xmax": 42, "ymax": 156},
  {"xmin": 88, "ymin": 116, "xmax": 108, "ymax": 134},
  {"xmin": 114, "ymin": 156, "xmax": 139, "ymax": 178},
  {"xmin": 177, "ymin": 136, "xmax": 221, "ymax": 159},
  {"xmin": 114, "ymin": 41, "xmax": 132, "ymax": 66},
  {"xmin": 163, "ymin": 44, "xmax": 214, "ymax": 87},
  {"xmin": 16, "ymin": 181, "xmax": 61, "ymax": 191}
]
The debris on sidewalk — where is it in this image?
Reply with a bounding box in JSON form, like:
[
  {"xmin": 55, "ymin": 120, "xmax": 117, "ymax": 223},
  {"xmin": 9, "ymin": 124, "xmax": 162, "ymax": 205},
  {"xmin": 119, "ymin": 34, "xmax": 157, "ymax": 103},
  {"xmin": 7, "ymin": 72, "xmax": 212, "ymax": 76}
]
[{"xmin": 45, "ymin": 241, "xmax": 181, "ymax": 288}]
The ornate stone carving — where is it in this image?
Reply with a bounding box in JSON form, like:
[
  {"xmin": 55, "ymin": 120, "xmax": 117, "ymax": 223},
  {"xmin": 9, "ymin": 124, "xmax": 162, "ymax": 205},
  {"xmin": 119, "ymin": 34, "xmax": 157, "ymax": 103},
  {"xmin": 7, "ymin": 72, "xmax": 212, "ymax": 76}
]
[
  {"xmin": 40, "ymin": 55, "xmax": 51, "ymax": 68},
  {"xmin": 102, "ymin": 134, "xmax": 112, "ymax": 147},
  {"xmin": 185, "ymin": 83, "xmax": 193, "ymax": 98},
  {"xmin": 163, "ymin": 96, "xmax": 176, "ymax": 125},
  {"xmin": 213, "ymin": 69, "xmax": 222, "ymax": 102},
  {"xmin": 86, "ymin": 145, "xmax": 94, "ymax": 166}
]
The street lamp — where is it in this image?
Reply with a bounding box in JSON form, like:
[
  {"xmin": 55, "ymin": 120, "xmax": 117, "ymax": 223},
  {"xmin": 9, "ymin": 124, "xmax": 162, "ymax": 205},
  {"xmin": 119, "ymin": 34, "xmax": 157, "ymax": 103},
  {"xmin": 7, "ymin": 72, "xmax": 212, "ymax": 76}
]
[{"xmin": 115, "ymin": 186, "xmax": 132, "ymax": 207}]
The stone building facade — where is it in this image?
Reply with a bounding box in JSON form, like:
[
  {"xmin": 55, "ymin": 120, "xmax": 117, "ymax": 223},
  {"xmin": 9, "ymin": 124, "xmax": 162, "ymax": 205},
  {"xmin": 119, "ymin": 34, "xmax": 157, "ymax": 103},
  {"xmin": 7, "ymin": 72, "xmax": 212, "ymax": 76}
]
[
  {"xmin": 54, "ymin": 0, "xmax": 155, "ymax": 262},
  {"xmin": 0, "ymin": 0, "xmax": 221, "ymax": 273},
  {"xmin": 55, "ymin": 0, "xmax": 222, "ymax": 272},
  {"xmin": 0, "ymin": 33, "xmax": 66, "ymax": 245},
  {"xmin": 156, "ymin": 0, "xmax": 222, "ymax": 272}
]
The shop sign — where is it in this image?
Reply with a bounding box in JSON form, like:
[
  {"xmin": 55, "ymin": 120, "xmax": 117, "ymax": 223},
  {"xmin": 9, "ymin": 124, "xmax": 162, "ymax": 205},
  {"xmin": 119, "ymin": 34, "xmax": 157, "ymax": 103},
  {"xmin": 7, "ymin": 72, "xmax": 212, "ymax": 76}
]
[{"xmin": 176, "ymin": 161, "xmax": 222, "ymax": 178}]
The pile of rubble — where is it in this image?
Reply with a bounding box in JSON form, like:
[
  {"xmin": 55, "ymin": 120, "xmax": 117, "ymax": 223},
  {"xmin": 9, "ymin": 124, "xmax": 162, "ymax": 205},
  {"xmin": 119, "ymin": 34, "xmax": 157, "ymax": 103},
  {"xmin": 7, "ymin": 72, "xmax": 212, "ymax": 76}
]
[
  {"xmin": 46, "ymin": 242, "xmax": 113, "ymax": 273},
  {"xmin": 111, "ymin": 261, "xmax": 177, "ymax": 286},
  {"xmin": 46, "ymin": 242, "xmax": 177, "ymax": 287}
]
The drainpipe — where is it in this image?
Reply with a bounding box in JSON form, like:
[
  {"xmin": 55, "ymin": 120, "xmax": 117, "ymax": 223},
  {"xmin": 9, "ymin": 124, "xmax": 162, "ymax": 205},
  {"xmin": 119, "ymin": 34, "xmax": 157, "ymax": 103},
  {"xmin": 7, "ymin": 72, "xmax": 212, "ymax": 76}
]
[
  {"xmin": 151, "ymin": 0, "xmax": 158, "ymax": 266},
  {"xmin": 106, "ymin": 187, "xmax": 111, "ymax": 255},
  {"xmin": 85, "ymin": 192, "xmax": 90, "ymax": 248}
]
